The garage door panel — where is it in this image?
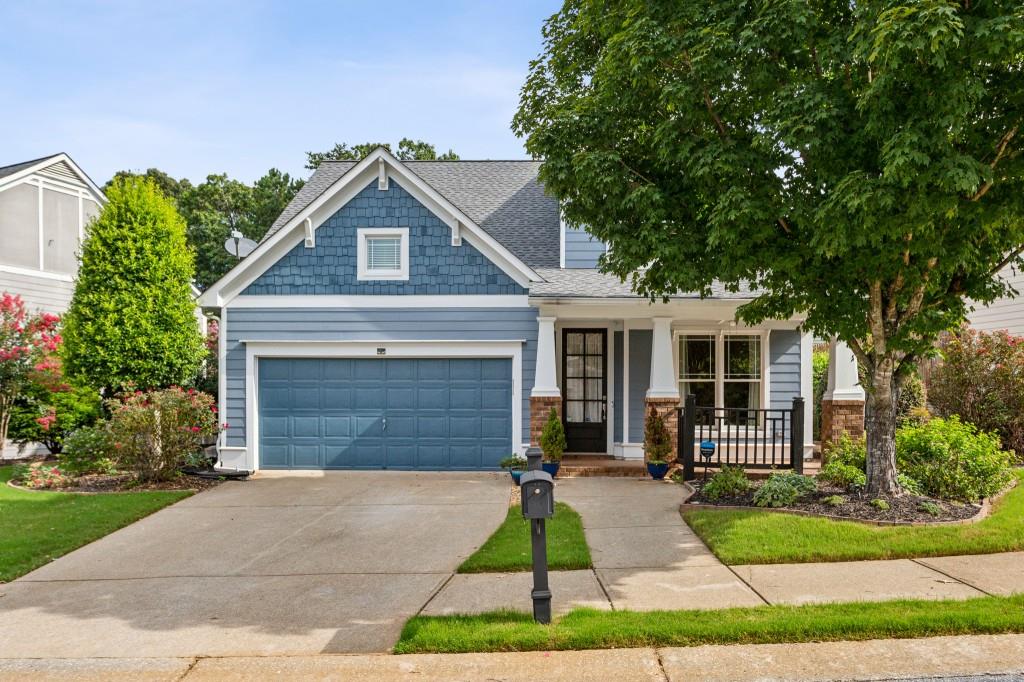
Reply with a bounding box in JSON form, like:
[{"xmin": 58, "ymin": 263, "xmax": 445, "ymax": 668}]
[
  {"xmin": 387, "ymin": 387, "xmax": 415, "ymax": 409},
  {"xmin": 416, "ymin": 443, "xmax": 449, "ymax": 468},
  {"xmin": 323, "ymin": 387, "xmax": 353, "ymax": 409},
  {"xmin": 449, "ymin": 387, "xmax": 480, "ymax": 409},
  {"xmin": 258, "ymin": 357, "xmax": 512, "ymax": 470},
  {"xmin": 292, "ymin": 416, "xmax": 321, "ymax": 438},
  {"xmin": 449, "ymin": 443, "xmax": 480, "ymax": 468}
]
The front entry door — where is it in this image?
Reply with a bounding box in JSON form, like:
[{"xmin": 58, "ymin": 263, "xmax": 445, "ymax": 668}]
[{"xmin": 562, "ymin": 329, "xmax": 607, "ymax": 452}]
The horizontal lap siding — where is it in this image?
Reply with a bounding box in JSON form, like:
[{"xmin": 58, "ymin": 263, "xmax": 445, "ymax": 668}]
[
  {"xmin": 769, "ymin": 330, "xmax": 801, "ymax": 439},
  {"xmin": 0, "ymin": 272, "xmax": 74, "ymax": 315},
  {"xmin": 223, "ymin": 307, "xmax": 538, "ymax": 447},
  {"xmin": 563, "ymin": 226, "xmax": 606, "ymax": 269},
  {"xmin": 627, "ymin": 329, "xmax": 652, "ymax": 443}
]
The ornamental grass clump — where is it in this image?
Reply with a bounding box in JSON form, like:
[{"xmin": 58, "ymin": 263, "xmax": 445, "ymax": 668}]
[{"xmin": 107, "ymin": 387, "xmax": 220, "ymax": 482}]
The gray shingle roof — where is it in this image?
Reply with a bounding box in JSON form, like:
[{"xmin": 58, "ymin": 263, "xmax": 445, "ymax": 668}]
[
  {"xmin": 0, "ymin": 154, "xmax": 61, "ymax": 181},
  {"xmin": 529, "ymin": 268, "xmax": 757, "ymax": 299},
  {"xmin": 262, "ymin": 160, "xmax": 560, "ymax": 268}
]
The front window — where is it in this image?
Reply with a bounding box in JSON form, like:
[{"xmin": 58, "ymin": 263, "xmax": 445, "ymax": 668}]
[
  {"xmin": 678, "ymin": 333, "xmax": 763, "ymax": 415},
  {"xmin": 357, "ymin": 227, "xmax": 409, "ymax": 280}
]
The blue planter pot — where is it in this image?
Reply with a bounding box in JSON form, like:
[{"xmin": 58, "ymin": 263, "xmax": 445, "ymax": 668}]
[
  {"xmin": 647, "ymin": 462, "xmax": 670, "ymax": 480},
  {"xmin": 510, "ymin": 470, "xmax": 524, "ymax": 485},
  {"xmin": 542, "ymin": 461, "xmax": 561, "ymax": 478}
]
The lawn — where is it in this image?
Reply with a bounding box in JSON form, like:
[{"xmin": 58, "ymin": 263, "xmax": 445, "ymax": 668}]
[
  {"xmin": 0, "ymin": 465, "xmax": 192, "ymax": 582},
  {"xmin": 395, "ymin": 594, "xmax": 1024, "ymax": 654},
  {"xmin": 458, "ymin": 501, "xmax": 592, "ymax": 573},
  {"xmin": 682, "ymin": 469, "xmax": 1024, "ymax": 565}
]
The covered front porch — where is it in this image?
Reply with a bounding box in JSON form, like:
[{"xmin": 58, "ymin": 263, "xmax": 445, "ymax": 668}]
[{"xmin": 527, "ymin": 297, "xmax": 818, "ymax": 465}]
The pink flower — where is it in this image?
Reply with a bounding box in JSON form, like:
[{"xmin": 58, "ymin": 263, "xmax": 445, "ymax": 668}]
[{"xmin": 191, "ymin": 426, "xmax": 201, "ymax": 433}]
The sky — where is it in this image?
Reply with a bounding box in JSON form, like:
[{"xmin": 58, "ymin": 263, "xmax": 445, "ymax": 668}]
[{"xmin": 0, "ymin": 0, "xmax": 560, "ymax": 186}]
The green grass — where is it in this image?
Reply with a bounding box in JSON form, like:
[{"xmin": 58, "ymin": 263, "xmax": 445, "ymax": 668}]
[
  {"xmin": 458, "ymin": 502, "xmax": 592, "ymax": 573},
  {"xmin": 0, "ymin": 465, "xmax": 192, "ymax": 582},
  {"xmin": 682, "ymin": 470, "xmax": 1024, "ymax": 565},
  {"xmin": 395, "ymin": 595, "xmax": 1024, "ymax": 653}
]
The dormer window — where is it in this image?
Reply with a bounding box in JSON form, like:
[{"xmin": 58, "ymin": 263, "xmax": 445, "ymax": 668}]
[{"xmin": 357, "ymin": 228, "xmax": 409, "ymax": 280}]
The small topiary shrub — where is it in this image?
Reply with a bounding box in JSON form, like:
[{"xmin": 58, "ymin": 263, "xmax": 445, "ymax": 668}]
[
  {"xmin": 60, "ymin": 425, "xmax": 116, "ymax": 476},
  {"xmin": 818, "ymin": 460, "xmax": 867, "ymax": 490},
  {"xmin": 823, "ymin": 494, "xmax": 845, "ymax": 507},
  {"xmin": 644, "ymin": 406, "xmax": 673, "ymax": 464},
  {"xmin": 895, "ymin": 416, "xmax": 1013, "ymax": 503},
  {"xmin": 539, "ymin": 408, "xmax": 566, "ymax": 462},
  {"xmin": 702, "ymin": 465, "xmax": 750, "ymax": 501}
]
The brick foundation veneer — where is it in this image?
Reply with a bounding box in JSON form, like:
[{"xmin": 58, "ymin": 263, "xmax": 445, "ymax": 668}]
[
  {"xmin": 821, "ymin": 399, "xmax": 865, "ymax": 457},
  {"xmin": 529, "ymin": 396, "xmax": 562, "ymax": 446},
  {"xmin": 644, "ymin": 397, "xmax": 681, "ymax": 461}
]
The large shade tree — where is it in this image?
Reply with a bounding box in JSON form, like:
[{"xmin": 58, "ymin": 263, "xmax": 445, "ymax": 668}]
[
  {"xmin": 305, "ymin": 138, "xmax": 459, "ymax": 169},
  {"xmin": 514, "ymin": 1, "xmax": 1024, "ymax": 494}
]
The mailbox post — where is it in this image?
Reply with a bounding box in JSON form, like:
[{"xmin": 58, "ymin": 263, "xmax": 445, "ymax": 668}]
[{"xmin": 520, "ymin": 446, "xmax": 554, "ymax": 624}]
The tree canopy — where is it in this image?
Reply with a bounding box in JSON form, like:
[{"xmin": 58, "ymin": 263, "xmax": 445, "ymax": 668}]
[
  {"xmin": 514, "ymin": 0, "xmax": 1024, "ymax": 493},
  {"xmin": 106, "ymin": 168, "xmax": 304, "ymax": 289},
  {"xmin": 62, "ymin": 178, "xmax": 205, "ymax": 392},
  {"xmin": 305, "ymin": 138, "xmax": 459, "ymax": 169}
]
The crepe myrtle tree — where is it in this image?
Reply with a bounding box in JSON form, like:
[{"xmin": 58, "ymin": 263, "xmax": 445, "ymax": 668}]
[{"xmin": 514, "ymin": 1, "xmax": 1024, "ymax": 494}]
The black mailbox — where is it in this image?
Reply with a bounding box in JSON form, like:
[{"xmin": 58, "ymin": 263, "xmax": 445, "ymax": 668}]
[{"xmin": 520, "ymin": 470, "xmax": 555, "ymax": 519}]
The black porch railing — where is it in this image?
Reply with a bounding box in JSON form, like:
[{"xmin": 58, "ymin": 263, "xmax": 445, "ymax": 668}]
[{"xmin": 677, "ymin": 394, "xmax": 805, "ymax": 479}]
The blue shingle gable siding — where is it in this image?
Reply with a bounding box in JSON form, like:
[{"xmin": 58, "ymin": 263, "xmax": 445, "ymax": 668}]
[{"xmin": 243, "ymin": 180, "xmax": 526, "ymax": 295}]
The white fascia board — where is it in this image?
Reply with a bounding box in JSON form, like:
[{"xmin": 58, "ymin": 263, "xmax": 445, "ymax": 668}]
[
  {"xmin": 228, "ymin": 294, "xmax": 531, "ymax": 308},
  {"xmin": 202, "ymin": 147, "xmax": 539, "ymax": 308},
  {"xmin": 0, "ymin": 153, "xmax": 107, "ymax": 204}
]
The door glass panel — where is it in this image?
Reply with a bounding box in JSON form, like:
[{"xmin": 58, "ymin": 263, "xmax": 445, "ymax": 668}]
[
  {"xmin": 566, "ymin": 379, "xmax": 585, "ymax": 400},
  {"xmin": 566, "ymin": 333, "xmax": 584, "ymax": 355},
  {"xmin": 584, "ymin": 355, "xmax": 603, "ymax": 377},
  {"xmin": 585, "ymin": 401, "xmax": 602, "ymax": 423},
  {"xmin": 566, "ymin": 401, "xmax": 584, "ymax": 423},
  {"xmin": 586, "ymin": 379, "xmax": 603, "ymax": 400},
  {"xmin": 585, "ymin": 333, "xmax": 603, "ymax": 355},
  {"xmin": 566, "ymin": 355, "xmax": 583, "ymax": 377}
]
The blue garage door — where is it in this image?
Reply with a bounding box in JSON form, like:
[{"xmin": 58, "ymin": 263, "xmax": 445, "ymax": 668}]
[{"xmin": 258, "ymin": 357, "xmax": 513, "ymax": 470}]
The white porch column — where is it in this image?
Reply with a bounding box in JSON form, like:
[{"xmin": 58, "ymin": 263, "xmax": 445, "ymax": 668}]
[
  {"xmin": 531, "ymin": 316, "xmax": 560, "ymax": 397},
  {"xmin": 825, "ymin": 339, "xmax": 865, "ymax": 401},
  {"xmin": 647, "ymin": 317, "xmax": 680, "ymax": 399}
]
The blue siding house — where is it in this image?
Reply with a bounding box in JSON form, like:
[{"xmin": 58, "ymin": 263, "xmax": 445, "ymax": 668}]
[{"xmin": 200, "ymin": 148, "xmax": 813, "ymax": 472}]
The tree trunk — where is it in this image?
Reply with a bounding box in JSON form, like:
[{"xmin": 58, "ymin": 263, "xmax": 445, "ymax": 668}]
[
  {"xmin": 864, "ymin": 364, "xmax": 901, "ymax": 496},
  {"xmin": 0, "ymin": 392, "xmax": 13, "ymax": 447}
]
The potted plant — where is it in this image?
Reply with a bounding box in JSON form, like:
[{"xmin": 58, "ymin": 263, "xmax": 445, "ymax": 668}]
[
  {"xmin": 499, "ymin": 454, "xmax": 527, "ymax": 484},
  {"xmin": 644, "ymin": 406, "xmax": 673, "ymax": 480},
  {"xmin": 539, "ymin": 407, "xmax": 566, "ymax": 477}
]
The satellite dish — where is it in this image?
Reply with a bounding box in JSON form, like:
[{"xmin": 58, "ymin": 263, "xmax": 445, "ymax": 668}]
[{"xmin": 224, "ymin": 230, "xmax": 257, "ymax": 258}]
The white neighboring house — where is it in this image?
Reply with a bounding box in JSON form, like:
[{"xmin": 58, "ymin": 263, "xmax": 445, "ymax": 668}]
[
  {"xmin": 0, "ymin": 154, "xmax": 106, "ymax": 459},
  {"xmin": 0, "ymin": 153, "xmax": 107, "ymax": 313},
  {"xmin": 969, "ymin": 263, "xmax": 1024, "ymax": 336}
]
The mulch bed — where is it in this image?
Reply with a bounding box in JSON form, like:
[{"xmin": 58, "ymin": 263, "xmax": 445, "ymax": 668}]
[
  {"xmin": 11, "ymin": 471, "xmax": 225, "ymax": 494},
  {"xmin": 685, "ymin": 478, "xmax": 980, "ymax": 524}
]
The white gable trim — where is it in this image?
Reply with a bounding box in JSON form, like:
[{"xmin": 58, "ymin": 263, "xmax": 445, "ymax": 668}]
[
  {"xmin": 200, "ymin": 147, "xmax": 539, "ymax": 307},
  {"xmin": 0, "ymin": 153, "xmax": 106, "ymax": 205}
]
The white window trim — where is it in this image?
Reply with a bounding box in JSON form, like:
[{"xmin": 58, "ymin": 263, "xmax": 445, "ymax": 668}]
[
  {"xmin": 357, "ymin": 227, "xmax": 409, "ymax": 281},
  {"xmin": 229, "ymin": 339, "xmax": 525, "ymax": 472},
  {"xmin": 674, "ymin": 329, "xmax": 768, "ymax": 417}
]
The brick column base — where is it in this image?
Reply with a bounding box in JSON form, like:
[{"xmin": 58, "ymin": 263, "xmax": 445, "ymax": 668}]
[
  {"xmin": 530, "ymin": 396, "xmax": 562, "ymax": 447},
  {"xmin": 644, "ymin": 397, "xmax": 680, "ymax": 462},
  {"xmin": 821, "ymin": 399, "xmax": 865, "ymax": 459}
]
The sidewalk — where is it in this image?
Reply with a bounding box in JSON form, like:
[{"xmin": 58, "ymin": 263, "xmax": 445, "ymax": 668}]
[
  {"xmin": 423, "ymin": 478, "xmax": 1024, "ymax": 616},
  {"xmin": 2, "ymin": 634, "xmax": 1022, "ymax": 681}
]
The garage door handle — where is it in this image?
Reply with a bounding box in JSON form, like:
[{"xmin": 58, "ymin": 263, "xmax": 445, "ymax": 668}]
[{"xmin": 382, "ymin": 417, "xmax": 387, "ymax": 432}]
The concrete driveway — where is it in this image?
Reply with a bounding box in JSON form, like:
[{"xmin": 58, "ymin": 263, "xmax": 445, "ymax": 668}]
[{"xmin": 0, "ymin": 471, "xmax": 509, "ymax": 656}]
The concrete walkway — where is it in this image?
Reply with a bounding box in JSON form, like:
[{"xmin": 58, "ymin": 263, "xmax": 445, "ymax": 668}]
[
  {"xmin": 2, "ymin": 634, "xmax": 1022, "ymax": 681},
  {"xmin": 424, "ymin": 478, "xmax": 1024, "ymax": 616}
]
